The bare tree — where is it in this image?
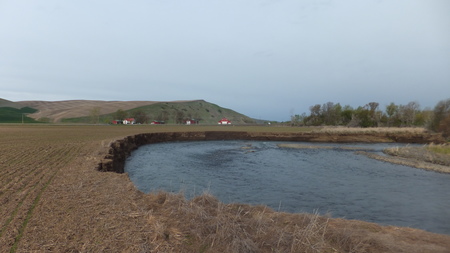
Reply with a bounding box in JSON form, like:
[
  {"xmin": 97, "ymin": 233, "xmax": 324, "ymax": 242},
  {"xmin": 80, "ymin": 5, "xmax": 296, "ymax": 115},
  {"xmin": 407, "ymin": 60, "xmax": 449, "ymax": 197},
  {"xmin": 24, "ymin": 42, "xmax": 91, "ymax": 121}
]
[
  {"xmin": 399, "ymin": 101, "xmax": 420, "ymax": 126},
  {"xmin": 157, "ymin": 110, "xmax": 170, "ymax": 123},
  {"xmin": 309, "ymin": 104, "xmax": 322, "ymax": 126},
  {"xmin": 322, "ymin": 102, "xmax": 342, "ymax": 125},
  {"xmin": 114, "ymin": 109, "xmax": 127, "ymax": 120},
  {"xmin": 366, "ymin": 102, "xmax": 381, "ymax": 126},
  {"xmin": 175, "ymin": 110, "xmax": 185, "ymax": 124},
  {"xmin": 132, "ymin": 110, "xmax": 149, "ymax": 124},
  {"xmin": 430, "ymin": 98, "xmax": 450, "ymax": 135},
  {"xmin": 385, "ymin": 102, "xmax": 399, "ymax": 126},
  {"xmin": 89, "ymin": 107, "xmax": 101, "ymax": 124}
]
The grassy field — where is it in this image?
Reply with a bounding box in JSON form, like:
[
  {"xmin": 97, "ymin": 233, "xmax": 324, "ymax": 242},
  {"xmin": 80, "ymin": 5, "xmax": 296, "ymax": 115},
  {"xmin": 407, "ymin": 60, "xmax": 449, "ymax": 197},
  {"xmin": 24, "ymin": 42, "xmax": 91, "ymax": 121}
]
[
  {"xmin": 1, "ymin": 125, "xmax": 449, "ymax": 252},
  {"xmin": 0, "ymin": 107, "xmax": 38, "ymax": 123}
]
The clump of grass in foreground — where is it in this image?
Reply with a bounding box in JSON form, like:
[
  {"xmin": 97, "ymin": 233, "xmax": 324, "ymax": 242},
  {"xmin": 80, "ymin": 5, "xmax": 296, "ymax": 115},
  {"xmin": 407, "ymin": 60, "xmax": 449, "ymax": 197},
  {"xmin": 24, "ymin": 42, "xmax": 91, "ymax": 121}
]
[{"xmin": 142, "ymin": 192, "xmax": 381, "ymax": 253}]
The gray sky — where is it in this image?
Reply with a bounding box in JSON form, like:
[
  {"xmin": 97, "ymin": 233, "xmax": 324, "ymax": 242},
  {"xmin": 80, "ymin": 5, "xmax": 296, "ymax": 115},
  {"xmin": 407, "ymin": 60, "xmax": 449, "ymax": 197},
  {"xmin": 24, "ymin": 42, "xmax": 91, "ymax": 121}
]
[{"xmin": 1, "ymin": 0, "xmax": 449, "ymax": 121}]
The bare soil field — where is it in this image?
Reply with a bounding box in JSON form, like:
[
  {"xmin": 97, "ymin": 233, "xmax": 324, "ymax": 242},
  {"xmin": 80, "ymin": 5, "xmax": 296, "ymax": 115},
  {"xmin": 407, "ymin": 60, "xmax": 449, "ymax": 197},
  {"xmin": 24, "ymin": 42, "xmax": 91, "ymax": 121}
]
[{"xmin": 1, "ymin": 125, "xmax": 449, "ymax": 252}]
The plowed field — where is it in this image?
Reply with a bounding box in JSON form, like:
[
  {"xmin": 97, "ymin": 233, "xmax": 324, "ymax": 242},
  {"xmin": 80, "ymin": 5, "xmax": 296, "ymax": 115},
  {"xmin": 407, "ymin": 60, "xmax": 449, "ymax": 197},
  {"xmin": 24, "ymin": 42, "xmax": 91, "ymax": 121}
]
[
  {"xmin": 0, "ymin": 125, "xmax": 178, "ymax": 251},
  {"xmin": 1, "ymin": 125, "xmax": 449, "ymax": 252}
]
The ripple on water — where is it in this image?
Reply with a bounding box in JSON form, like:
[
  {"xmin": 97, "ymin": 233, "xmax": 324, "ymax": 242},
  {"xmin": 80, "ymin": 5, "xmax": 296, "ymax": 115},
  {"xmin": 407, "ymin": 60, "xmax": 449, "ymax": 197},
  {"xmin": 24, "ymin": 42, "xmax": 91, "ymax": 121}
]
[{"xmin": 125, "ymin": 140, "xmax": 450, "ymax": 235}]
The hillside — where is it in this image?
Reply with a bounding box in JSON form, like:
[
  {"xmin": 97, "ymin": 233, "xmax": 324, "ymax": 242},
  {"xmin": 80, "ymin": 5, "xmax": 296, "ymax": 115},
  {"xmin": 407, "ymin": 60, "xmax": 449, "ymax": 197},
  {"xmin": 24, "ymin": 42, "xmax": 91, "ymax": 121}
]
[
  {"xmin": 0, "ymin": 98, "xmax": 21, "ymax": 108},
  {"xmin": 0, "ymin": 99, "xmax": 256, "ymax": 124},
  {"xmin": 62, "ymin": 100, "xmax": 256, "ymax": 124},
  {"xmin": 15, "ymin": 100, "xmax": 161, "ymax": 122}
]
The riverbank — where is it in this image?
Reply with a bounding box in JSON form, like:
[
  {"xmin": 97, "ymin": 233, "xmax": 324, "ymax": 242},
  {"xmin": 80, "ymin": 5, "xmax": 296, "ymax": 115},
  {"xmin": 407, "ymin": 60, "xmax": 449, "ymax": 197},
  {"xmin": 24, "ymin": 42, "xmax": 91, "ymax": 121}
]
[
  {"xmin": 98, "ymin": 129, "xmax": 445, "ymax": 173},
  {"xmin": 1, "ymin": 125, "xmax": 449, "ymax": 252},
  {"xmin": 355, "ymin": 147, "xmax": 450, "ymax": 174},
  {"xmin": 278, "ymin": 143, "xmax": 450, "ymax": 174}
]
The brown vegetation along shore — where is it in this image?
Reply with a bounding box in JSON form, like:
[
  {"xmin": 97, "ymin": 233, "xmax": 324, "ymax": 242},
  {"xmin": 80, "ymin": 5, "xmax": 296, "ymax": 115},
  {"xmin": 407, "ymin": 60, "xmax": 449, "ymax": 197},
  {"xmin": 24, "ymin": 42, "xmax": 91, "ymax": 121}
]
[
  {"xmin": 1, "ymin": 125, "xmax": 449, "ymax": 252},
  {"xmin": 379, "ymin": 144, "xmax": 450, "ymax": 173},
  {"xmin": 277, "ymin": 142, "xmax": 450, "ymax": 174},
  {"xmin": 357, "ymin": 151, "xmax": 450, "ymax": 174}
]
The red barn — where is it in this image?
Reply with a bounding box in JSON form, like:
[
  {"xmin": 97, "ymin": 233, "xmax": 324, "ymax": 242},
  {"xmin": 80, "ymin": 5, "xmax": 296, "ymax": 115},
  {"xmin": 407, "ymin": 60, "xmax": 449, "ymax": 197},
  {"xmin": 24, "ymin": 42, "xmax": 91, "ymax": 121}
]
[{"xmin": 218, "ymin": 118, "xmax": 231, "ymax": 125}]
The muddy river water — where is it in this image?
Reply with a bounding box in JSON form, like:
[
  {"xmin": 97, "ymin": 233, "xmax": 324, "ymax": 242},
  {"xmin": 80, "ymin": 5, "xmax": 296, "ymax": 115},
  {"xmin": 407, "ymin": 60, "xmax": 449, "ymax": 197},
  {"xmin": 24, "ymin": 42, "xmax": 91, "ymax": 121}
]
[{"xmin": 125, "ymin": 140, "xmax": 450, "ymax": 235}]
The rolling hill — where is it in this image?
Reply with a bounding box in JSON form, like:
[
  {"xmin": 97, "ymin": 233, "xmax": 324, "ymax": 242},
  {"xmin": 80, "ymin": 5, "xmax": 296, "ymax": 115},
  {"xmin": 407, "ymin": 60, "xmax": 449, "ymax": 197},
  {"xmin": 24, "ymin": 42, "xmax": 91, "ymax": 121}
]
[
  {"xmin": 0, "ymin": 99, "xmax": 256, "ymax": 124},
  {"xmin": 61, "ymin": 100, "xmax": 256, "ymax": 124},
  {"xmin": 15, "ymin": 100, "xmax": 160, "ymax": 122},
  {"xmin": 0, "ymin": 98, "xmax": 22, "ymax": 109}
]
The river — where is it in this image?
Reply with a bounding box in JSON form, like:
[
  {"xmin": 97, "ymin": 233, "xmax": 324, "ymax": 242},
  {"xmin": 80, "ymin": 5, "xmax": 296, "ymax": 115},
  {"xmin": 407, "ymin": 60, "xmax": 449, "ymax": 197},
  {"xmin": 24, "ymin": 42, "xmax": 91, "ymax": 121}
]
[{"xmin": 124, "ymin": 140, "xmax": 450, "ymax": 235}]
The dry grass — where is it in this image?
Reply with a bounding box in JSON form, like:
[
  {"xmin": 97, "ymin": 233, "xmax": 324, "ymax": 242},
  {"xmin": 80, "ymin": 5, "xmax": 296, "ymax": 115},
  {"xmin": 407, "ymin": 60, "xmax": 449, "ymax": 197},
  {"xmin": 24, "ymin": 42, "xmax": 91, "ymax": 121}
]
[
  {"xmin": 1, "ymin": 124, "xmax": 449, "ymax": 252},
  {"xmin": 427, "ymin": 143, "xmax": 450, "ymax": 155},
  {"xmin": 384, "ymin": 144, "xmax": 450, "ymax": 168},
  {"xmin": 317, "ymin": 126, "xmax": 427, "ymax": 134},
  {"xmin": 278, "ymin": 143, "xmax": 373, "ymax": 151}
]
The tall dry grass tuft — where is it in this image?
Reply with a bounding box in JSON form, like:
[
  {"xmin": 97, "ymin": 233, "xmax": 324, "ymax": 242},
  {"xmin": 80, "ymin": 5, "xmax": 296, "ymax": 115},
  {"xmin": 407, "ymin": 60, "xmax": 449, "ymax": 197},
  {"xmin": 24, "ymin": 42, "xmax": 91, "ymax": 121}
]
[
  {"xmin": 143, "ymin": 192, "xmax": 363, "ymax": 252},
  {"xmin": 289, "ymin": 212, "xmax": 329, "ymax": 252}
]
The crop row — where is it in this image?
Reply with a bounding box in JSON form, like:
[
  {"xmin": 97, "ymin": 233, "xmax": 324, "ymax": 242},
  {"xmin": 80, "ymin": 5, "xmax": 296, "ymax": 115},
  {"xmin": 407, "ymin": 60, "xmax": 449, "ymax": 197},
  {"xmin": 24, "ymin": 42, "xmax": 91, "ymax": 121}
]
[{"xmin": 0, "ymin": 140, "xmax": 82, "ymax": 251}]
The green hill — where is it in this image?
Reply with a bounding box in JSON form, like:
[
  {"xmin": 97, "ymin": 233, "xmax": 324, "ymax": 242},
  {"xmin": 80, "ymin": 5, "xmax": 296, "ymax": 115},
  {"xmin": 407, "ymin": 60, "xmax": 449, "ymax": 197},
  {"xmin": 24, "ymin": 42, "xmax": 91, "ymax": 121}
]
[
  {"xmin": 62, "ymin": 100, "xmax": 256, "ymax": 124},
  {"xmin": 0, "ymin": 107, "xmax": 39, "ymax": 123}
]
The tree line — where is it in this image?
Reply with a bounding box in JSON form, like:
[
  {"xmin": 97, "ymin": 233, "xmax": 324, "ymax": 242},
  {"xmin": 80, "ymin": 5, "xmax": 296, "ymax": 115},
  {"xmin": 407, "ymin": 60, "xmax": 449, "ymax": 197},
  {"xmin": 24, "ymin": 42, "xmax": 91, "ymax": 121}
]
[{"xmin": 290, "ymin": 98, "xmax": 450, "ymax": 136}]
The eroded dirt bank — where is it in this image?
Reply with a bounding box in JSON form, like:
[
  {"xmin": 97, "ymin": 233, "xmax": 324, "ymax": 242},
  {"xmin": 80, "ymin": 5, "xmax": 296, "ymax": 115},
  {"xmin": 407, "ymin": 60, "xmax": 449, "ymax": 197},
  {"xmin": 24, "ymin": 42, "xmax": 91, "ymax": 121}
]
[
  {"xmin": 88, "ymin": 130, "xmax": 450, "ymax": 252},
  {"xmin": 97, "ymin": 131, "xmax": 444, "ymax": 173}
]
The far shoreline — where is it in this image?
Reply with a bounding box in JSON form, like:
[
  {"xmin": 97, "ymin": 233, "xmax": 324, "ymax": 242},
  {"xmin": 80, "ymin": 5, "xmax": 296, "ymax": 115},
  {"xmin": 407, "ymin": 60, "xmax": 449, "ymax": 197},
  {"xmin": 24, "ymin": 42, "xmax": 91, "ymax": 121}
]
[{"xmin": 277, "ymin": 143, "xmax": 450, "ymax": 174}]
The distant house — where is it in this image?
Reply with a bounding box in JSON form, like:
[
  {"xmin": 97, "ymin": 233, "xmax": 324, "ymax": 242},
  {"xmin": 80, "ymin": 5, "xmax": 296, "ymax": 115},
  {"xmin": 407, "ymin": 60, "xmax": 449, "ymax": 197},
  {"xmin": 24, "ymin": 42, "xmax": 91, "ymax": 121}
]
[
  {"xmin": 112, "ymin": 120, "xmax": 123, "ymax": 124},
  {"xmin": 184, "ymin": 119, "xmax": 199, "ymax": 125},
  {"xmin": 218, "ymin": 118, "xmax": 231, "ymax": 125},
  {"xmin": 123, "ymin": 118, "xmax": 135, "ymax": 125},
  {"xmin": 150, "ymin": 121, "xmax": 165, "ymax": 125}
]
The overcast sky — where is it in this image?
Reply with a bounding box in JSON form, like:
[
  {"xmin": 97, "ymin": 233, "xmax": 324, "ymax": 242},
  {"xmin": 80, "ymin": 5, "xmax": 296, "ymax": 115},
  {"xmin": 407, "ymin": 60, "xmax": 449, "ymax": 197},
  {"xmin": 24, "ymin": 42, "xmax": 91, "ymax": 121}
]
[{"xmin": 1, "ymin": 0, "xmax": 449, "ymax": 121}]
